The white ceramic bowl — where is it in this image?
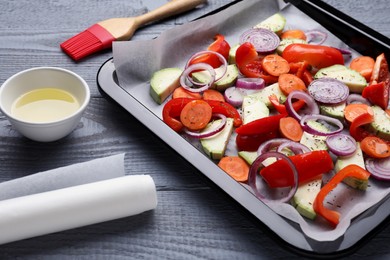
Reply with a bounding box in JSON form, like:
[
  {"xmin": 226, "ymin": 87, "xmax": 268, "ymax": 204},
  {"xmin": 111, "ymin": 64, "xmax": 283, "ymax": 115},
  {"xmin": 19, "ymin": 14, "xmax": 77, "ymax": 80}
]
[{"xmin": 0, "ymin": 67, "xmax": 90, "ymax": 142}]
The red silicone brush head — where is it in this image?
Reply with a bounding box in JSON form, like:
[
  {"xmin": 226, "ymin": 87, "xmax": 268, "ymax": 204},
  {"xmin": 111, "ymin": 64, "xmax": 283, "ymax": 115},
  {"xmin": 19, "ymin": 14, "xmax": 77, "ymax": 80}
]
[{"xmin": 60, "ymin": 24, "xmax": 115, "ymax": 61}]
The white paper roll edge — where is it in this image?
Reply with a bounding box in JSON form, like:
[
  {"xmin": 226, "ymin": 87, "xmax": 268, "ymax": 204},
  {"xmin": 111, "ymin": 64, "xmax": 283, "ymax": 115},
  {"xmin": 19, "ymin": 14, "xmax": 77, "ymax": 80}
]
[{"xmin": 0, "ymin": 175, "xmax": 157, "ymax": 245}]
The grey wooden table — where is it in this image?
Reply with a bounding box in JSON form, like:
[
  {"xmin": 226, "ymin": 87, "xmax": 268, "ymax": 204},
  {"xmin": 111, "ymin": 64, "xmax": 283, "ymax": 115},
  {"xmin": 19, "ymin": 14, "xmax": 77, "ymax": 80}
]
[{"xmin": 0, "ymin": 0, "xmax": 389, "ymax": 259}]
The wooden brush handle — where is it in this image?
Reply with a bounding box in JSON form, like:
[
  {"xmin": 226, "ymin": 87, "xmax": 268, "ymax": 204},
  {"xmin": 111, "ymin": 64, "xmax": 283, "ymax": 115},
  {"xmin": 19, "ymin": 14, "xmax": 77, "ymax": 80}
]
[{"xmin": 136, "ymin": 0, "xmax": 208, "ymax": 26}]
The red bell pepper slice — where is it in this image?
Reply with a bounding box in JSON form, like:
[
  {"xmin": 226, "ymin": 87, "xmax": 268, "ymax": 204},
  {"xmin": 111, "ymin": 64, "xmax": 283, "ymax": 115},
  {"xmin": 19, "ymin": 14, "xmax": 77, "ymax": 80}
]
[
  {"xmin": 205, "ymin": 100, "xmax": 243, "ymax": 127},
  {"xmin": 349, "ymin": 109, "xmax": 375, "ymax": 141},
  {"xmin": 268, "ymin": 94, "xmax": 306, "ymax": 115},
  {"xmin": 235, "ymin": 114, "xmax": 286, "ymax": 135},
  {"xmin": 259, "ymin": 150, "xmax": 334, "ymax": 188},
  {"xmin": 162, "ymin": 98, "xmax": 195, "ymax": 132},
  {"xmin": 282, "ymin": 43, "xmax": 344, "ymax": 69},
  {"xmin": 362, "ymin": 80, "xmax": 389, "ymax": 110},
  {"xmin": 235, "ymin": 42, "xmax": 278, "ymax": 84},
  {"xmin": 236, "ymin": 131, "xmax": 279, "ymax": 151},
  {"xmin": 313, "ymin": 164, "xmax": 370, "ymax": 227},
  {"xmin": 189, "ymin": 34, "xmax": 230, "ymax": 68},
  {"xmin": 162, "ymin": 98, "xmax": 243, "ymax": 132}
]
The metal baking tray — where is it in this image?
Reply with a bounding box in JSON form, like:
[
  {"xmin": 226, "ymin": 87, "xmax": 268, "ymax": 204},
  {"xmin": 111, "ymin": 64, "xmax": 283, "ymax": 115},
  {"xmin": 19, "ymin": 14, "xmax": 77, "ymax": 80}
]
[{"xmin": 97, "ymin": 0, "xmax": 390, "ymax": 256}]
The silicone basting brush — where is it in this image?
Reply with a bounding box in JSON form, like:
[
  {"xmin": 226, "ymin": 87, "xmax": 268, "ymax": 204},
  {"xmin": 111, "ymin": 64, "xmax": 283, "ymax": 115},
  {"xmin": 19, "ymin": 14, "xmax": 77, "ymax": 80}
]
[{"xmin": 60, "ymin": 0, "xmax": 207, "ymax": 61}]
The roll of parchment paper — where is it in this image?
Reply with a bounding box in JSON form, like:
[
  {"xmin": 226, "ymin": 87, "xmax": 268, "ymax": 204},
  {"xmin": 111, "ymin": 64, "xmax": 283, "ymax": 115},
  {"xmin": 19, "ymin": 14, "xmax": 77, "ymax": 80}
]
[{"xmin": 0, "ymin": 175, "xmax": 157, "ymax": 245}]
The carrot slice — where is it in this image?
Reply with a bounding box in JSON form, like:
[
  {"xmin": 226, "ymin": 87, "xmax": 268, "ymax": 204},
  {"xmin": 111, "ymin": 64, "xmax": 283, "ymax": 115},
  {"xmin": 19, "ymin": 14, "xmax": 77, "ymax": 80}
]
[
  {"xmin": 350, "ymin": 56, "xmax": 375, "ymax": 82},
  {"xmin": 280, "ymin": 29, "xmax": 307, "ymax": 41},
  {"xmin": 202, "ymin": 89, "xmax": 225, "ymax": 102},
  {"xmin": 262, "ymin": 54, "xmax": 290, "ymax": 76},
  {"xmin": 180, "ymin": 99, "xmax": 212, "ymax": 131},
  {"xmin": 279, "ymin": 116, "xmax": 303, "ymax": 142},
  {"xmin": 172, "ymin": 86, "xmax": 202, "ymax": 99},
  {"xmin": 278, "ymin": 73, "xmax": 307, "ymax": 95},
  {"xmin": 344, "ymin": 103, "xmax": 373, "ymax": 123},
  {"xmin": 218, "ymin": 156, "xmax": 250, "ymax": 182},
  {"xmin": 360, "ymin": 136, "xmax": 390, "ymax": 158}
]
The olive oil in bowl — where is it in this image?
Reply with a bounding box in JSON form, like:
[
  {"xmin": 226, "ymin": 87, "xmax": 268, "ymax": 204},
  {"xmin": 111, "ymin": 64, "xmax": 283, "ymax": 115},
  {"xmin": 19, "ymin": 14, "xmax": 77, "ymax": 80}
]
[{"xmin": 11, "ymin": 88, "xmax": 80, "ymax": 123}]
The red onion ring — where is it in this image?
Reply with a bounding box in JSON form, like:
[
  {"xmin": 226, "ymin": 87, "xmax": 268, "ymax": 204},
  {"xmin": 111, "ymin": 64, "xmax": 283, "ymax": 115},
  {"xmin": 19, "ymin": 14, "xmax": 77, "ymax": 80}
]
[
  {"xmin": 183, "ymin": 113, "xmax": 227, "ymax": 138},
  {"xmin": 185, "ymin": 50, "xmax": 228, "ymax": 82},
  {"xmin": 365, "ymin": 157, "xmax": 390, "ymax": 181},
  {"xmin": 325, "ymin": 133, "xmax": 357, "ymax": 157},
  {"xmin": 285, "ymin": 90, "xmax": 320, "ymax": 121},
  {"xmin": 257, "ymin": 138, "xmax": 291, "ymax": 156},
  {"xmin": 305, "ymin": 29, "xmax": 327, "ymax": 45},
  {"xmin": 236, "ymin": 78, "xmax": 266, "ymax": 90},
  {"xmin": 308, "ymin": 78, "xmax": 349, "ymax": 105},
  {"xmin": 277, "ymin": 141, "xmax": 311, "ymax": 155},
  {"xmin": 248, "ymin": 151, "xmax": 299, "ymax": 203},
  {"xmin": 239, "ymin": 28, "xmax": 280, "ymax": 53},
  {"xmin": 224, "ymin": 86, "xmax": 244, "ymax": 107},
  {"xmin": 346, "ymin": 93, "xmax": 372, "ymax": 105},
  {"xmin": 300, "ymin": 114, "xmax": 344, "ymax": 136},
  {"xmin": 180, "ymin": 63, "xmax": 216, "ymax": 93}
]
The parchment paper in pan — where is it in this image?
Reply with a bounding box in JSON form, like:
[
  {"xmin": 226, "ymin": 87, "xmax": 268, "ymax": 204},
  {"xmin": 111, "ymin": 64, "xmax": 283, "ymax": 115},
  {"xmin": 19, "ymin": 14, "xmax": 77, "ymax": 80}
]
[{"xmin": 112, "ymin": 0, "xmax": 390, "ymax": 242}]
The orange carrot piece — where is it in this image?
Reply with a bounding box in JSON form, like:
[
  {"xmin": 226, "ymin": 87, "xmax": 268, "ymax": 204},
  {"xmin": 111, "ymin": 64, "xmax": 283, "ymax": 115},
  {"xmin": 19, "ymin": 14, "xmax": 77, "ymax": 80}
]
[
  {"xmin": 278, "ymin": 73, "xmax": 307, "ymax": 95},
  {"xmin": 202, "ymin": 89, "xmax": 225, "ymax": 102},
  {"xmin": 350, "ymin": 56, "xmax": 375, "ymax": 82},
  {"xmin": 344, "ymin": 103, "xmax": 373, "ymax": 124},
  {"xmin": 279, "ymin": 116, "xmax": 303, "ymax": 142},
  {"xmin": 180, "ymin": 99, "xmax": 212, "ymax": 131},
  {"xmin": 218, "ymin": 156, "xmax": 250, "ymax": 182},
  {"xmin": 280, "ymin": 29, "xmax": 307, "ymax": 41},
  {"xmin": 262, "ymin": 54, "xmax": 290, "ymax": 76},
  {"xmin": 360, "ymin": 136, "xmax": 390, "ymax": 158},
  {"xmin": 173, "ymin": 86, "xmax": 202, "ymax": 99}
]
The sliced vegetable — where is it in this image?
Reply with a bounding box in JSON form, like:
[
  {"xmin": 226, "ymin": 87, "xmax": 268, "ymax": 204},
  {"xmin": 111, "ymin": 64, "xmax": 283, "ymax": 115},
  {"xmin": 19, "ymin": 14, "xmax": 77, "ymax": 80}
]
[
  {"xmin": 202, "ymin": 89, "xmax": 225, "ymax": 102},
  {"xmin": 235, "ymin": 42, "xmax": 263, "ymax": 78},
  {"xmin": 362, "ymin": 81, "xmax": 389, "ymax": 110},
  {"xmin": 183, "ymin": 113, "xmax": 226, "ymax": 139},
  {"xmin": 172, "ymin": 86, "xmax": 202, "ymax": 99},
  {"xmin": 280, "ymin": 29, "xmax": 307, "ymax": 41},
  {"xmin": 162, "ymin": 98, "xmax": 194, "ymax": 132},
  {"xmin": 326, "ymin": 133, "xmax": 357, "ymax": 157},
  {"xmin": 278, "ymin": 74, "xmax": 307, "ymax": 95},
  {"xmin": 239, "ymin": 28, "xmax": 280, "ymax": 53},
  {"xmin": 236, "ymin": 77, "xmax": 265, "ymax": 90},
  {"xmin": 346, "ymin": 93, "xmax": 371, "ymax": 105},
  {"xmin": 370, "ymin": 53, "xmax": 390, "ymax": 85},
  {"xmin": 180, "ymin": 99, "xmax": 212, "ymax": 131},
  {"xmin": 206, "ymin": 99, "xmax": 243, "ymax": 127},
  {"xmin": 268, "ymin": 94, "xmax": 305, "ymax": 115},
  {"xmin": 235, "ymin": 113, "xmax": 286, "ymax": 135},
  {"xmin": 282, "ymin": 43, "xmax": 344, "ymax": 69},
  {"xmin": 180, "ymin": 63, "xmax": 216, "ymax": 93},
  {"xmin": 300, "ymin": 114, "xmax": 344, "ymax": 136},
  {"xmin": 262, "ymin": 54, "xmax": 290, "ymax": 76},
  {"xmin": 189, "ymin": 34, "xmax": 230, "ymax": 68},
  {"xmin": 253, "ymin": 13, "xmax": 286, "ymax": 35},
  {"xmin": 285, "ymin": 90, "xmax": 319, "ymax": 121},
  {"xmin": 260, "ymin": 150, "xmax": 333, "ymax": 188},
  {"xmin": 304, "ymin": 29, "xmax": 327, "ymax": 45},
  {"xmin": 314, "ymin": 65, "xmax": 368, "ymax": 93},
  {"xmin": 248, "ymin": 152, "xmax": 299, "ymax": 203},
  {"xmin": 350, "ymin": 56, "xmax": 375, "ymax": 82},
  {"xmin": 365, "ymin": 157, "xmax": 390, "ymax": 181},
  {"xmin": 360, "ymin": 136, "xmax": 390, "ymax": 158},
  {"xmin": 349, "ymin": 109, "xmax": 375, "ymax": 141},
  {"xmin": 257, "ymin": 138, "xmax": 290, "ymax": 156},
  {"xmin": 224, "ymin": 86, "xmax": 244, "ymax": 107},
  {"xmin": 218, "ymin": 156, "xmax": 250, "ymax": 182},
  {"xmin": 344, "ymin": 103, "xmax": 373, "ymax": 123},
  {"xmin": 279, "ymin": 116, "xmax": 303, "ymax": 142},
  {"xmin": 236, "ymin": 131, "xmax": 279, "ymax": 151},
  {"xmin": 308, "ymin": 78, "xmax": 349, "ymax": 105},
  {"xmin": 313, "ymin": 164, "xmax": 370, "ymax": 227},
  {"xmin": 150, "ymin": 67, "xmax": 182, "ymax": 104},
  {"xmin": 277, "ymin": 141, "xmax": 311, "ymax": 155}
]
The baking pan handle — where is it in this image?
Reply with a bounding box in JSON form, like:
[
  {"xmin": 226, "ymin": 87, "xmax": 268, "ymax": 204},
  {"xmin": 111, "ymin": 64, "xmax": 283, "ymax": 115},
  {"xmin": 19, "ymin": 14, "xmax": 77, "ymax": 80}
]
[{"xmin": 284, "ymin": 0, "xmax": 390, "ymax": 58}]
